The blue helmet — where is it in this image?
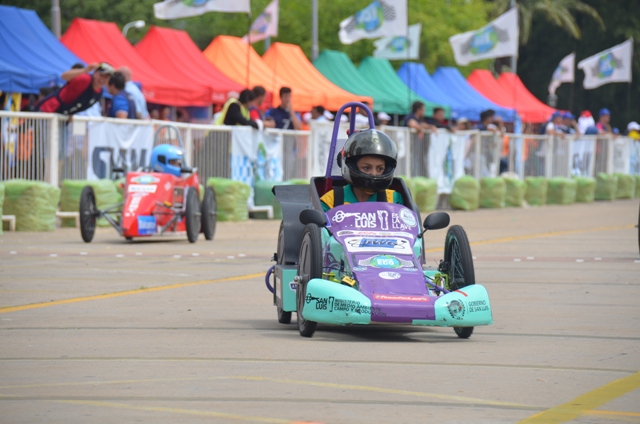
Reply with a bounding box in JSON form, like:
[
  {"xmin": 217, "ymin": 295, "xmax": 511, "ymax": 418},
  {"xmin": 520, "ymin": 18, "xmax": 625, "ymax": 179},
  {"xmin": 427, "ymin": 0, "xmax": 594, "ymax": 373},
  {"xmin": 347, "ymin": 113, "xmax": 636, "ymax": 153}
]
[{"xmin": 150, "ymin": 144, "xmax": 184, "ymax": 177}]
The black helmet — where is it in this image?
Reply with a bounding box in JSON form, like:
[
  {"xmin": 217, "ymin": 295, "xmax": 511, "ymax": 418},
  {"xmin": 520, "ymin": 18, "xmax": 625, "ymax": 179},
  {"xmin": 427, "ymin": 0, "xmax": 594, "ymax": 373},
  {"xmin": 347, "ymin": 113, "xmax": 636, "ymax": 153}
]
[{"xmin": 337, "ymin": 129, "xmax": 398, "ymax": 192}]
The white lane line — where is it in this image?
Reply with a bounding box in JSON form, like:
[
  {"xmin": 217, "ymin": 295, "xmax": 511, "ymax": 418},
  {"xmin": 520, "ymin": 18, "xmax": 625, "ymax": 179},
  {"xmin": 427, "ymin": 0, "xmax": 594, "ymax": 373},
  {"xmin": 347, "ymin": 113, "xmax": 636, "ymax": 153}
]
[
  {"xmin": 527, "ymin": 256, "xmax": 535, "ymax": 260},
  {"xmin": 594, "ymin": 257, "xmax": 602, "ymax": 261},
  {"xmin": 227, "ymin": 256, "xmax": 235, "ymax": 259},
  {"xmin": 635, "ymin": 260, "xmax": 640, "ymax": 263},
  {"xmin": 10, "ymin": 251, "xmax": 17, "ymax": 255},
  {"xmin": 238, "ymin": 253, "xmax": 246, "ymax": 257},
  {"xmin": 50, "ymin": 254, "xmax": 58, "ymax": 257},
  {"xmin": 80, "ymin": 252, "xmax": 88, "ymax": 256},
  {"xmin": 173, "ymin": 255, "xmax": 181, "ymax": 259},
  {"xmin": 135, "ymin": 252, "xmax": 142, "ymax": 256},
  {"xmin": 192, "ymin": 253, "xmax": 200, "ymax": 257},
  {"xmin": 472, "ymin": 256, "xmax": 477, "ymax": 260},
  {"xmin": 116, "ymin": 254, "xmax": 124, "ymax": 258},
  {"xmin": 576, "ymin": 259, "xmax": 584, "ymax": 263},
  {"xmin": 514, "ymin": 258, "xmax": 521, "ymax": 262}
]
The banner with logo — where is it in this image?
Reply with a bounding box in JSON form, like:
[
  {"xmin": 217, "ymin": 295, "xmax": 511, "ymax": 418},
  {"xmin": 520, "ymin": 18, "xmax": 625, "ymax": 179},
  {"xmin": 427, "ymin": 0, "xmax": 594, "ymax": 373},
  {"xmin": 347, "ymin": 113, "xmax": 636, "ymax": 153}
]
[
  {"xmin": 449, "ymin": 8, "xmax": 518, "ymax": 66},
  {"xmin": 629, "ymin": 139, "xmax": 640, "ymax": 175},
  {"xmin": 373, "ymin": 23, "xmax": 421, "ymax": 60},
  {"xmin": 569, "ymin": 138, "xmax": 595, "ymax": 177},
  {"xmin": 548, "ymin": 52, "xmax": 575, "ymax": 95},
  {"xmin": 154, "ymin": 0, "xmax": 250, "ymax": 20},
  {"xmin": 577, "ymin": 38, "xmax": 634, "ymax": 89},
  {"xmin": 339, "ymin": 0, "xmax": 407, "ymax": 45},
  {"xmin": 243, "ymin": 0, "xmax": 278, "ymax": 44},
  {"xmin": 87, "ymin": 122, "xmax": 154, "ymax": 180},
  {"xmin": 428, "ymin": 130, "xmax": 466, "ymax": 194}
]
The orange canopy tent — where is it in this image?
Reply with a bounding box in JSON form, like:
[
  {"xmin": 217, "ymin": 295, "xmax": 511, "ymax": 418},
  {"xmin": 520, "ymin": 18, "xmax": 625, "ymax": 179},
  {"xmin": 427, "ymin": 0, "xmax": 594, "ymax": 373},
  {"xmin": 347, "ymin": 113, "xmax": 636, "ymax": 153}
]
[
  {"xmin": 135, "ymin": 26, "xmax": 243, "ymax": 105},
  {"xmin": 61, "ymin": 18, "xmax": 211, "ymax": 106},
  {"xmin": 262, "ymin": 42, "xmax": 371, "ymax": 111},
  {"xmin": 202, "ymin": 35, "xmax": 324, "ymax": 112}
]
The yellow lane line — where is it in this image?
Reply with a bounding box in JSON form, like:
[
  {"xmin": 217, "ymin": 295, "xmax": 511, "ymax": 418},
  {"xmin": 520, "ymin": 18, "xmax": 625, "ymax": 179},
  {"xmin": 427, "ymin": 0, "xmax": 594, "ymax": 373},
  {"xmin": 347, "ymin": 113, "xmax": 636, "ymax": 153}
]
[
  {"xmin": 586, "ymin": 410, "xmax": 640, "ymax": 418},
  {"xmin": 52, "ymin": 400, "xmax": 292, "ymax": 423},
  {"xmin": 519, "ymin": 371, "xmax": 640, "ymax": 423},
  {"xmin": 236, "ymin": 376, "xmax": 531, "ymax": 408},
  {"xmin": 0, "ymin": 273, "xmax": 264, "ymax": 314},
  {"xmin": 424, "ymin": 223, "xmax": 634, "ymax": 253}
]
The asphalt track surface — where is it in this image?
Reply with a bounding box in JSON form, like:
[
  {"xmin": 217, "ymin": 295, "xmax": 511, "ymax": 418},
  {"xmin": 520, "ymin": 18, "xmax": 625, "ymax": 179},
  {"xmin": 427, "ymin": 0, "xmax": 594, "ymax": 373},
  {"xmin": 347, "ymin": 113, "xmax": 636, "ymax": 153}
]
[{"xmin": 1, "ymin": 199, "xmax": 639, "ymax": 424}]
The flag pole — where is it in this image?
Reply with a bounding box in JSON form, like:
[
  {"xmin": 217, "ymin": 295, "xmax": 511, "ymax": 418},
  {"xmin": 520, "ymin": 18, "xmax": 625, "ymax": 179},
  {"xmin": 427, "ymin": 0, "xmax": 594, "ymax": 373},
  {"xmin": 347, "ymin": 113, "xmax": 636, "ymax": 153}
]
[
  {"xmin": 246, "ymin": 12, "xmax": 251, "ymax": 88},
  {"xmin": 311, "ymin": 0, "xmax": 318, "ymax": 61}
]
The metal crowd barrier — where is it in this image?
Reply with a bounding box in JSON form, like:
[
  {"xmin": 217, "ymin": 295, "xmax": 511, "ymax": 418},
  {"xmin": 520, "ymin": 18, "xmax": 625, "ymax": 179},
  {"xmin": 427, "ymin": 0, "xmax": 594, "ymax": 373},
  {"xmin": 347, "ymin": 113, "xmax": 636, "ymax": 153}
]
[{"xmin": 1, "ymin": 111, "xmax": 639, "ymax": 188}]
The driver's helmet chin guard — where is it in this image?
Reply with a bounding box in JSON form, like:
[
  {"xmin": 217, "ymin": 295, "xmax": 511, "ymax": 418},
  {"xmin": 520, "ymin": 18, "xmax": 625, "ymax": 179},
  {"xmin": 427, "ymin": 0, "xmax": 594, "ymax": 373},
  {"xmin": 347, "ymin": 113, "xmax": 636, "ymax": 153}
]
[
  {"xmin": 338, "ymin": 129, "xmax": 398, "ymax": 192},
  {"xmin": 150, "ymin": 144, "xmax": 184, "ymax": 177}
]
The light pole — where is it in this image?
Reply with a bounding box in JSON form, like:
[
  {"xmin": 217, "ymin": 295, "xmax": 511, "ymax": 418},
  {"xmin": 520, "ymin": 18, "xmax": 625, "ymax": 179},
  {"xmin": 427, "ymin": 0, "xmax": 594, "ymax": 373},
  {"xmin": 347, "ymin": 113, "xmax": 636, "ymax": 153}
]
[{"xmin": 122, "ymin": 20, "xmax": 146, "ymax": 38}]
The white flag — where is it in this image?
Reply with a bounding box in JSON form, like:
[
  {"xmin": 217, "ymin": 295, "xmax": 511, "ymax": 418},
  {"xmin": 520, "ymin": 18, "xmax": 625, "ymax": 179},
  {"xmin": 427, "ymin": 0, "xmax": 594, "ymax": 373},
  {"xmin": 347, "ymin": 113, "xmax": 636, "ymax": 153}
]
[
  {"xmin": 339, "ymin": 0, "xmax": 407, "ymax": 45},
  {"xmin": 154, "ymin": 0, "xmax": 250, "ymax": 20},
  {"xmin": 548, "ymin": 53, "xmax": 575, "ymax": 95},
  {"xmin": 449, "ymin": 8, "xmax": 518, "ymax": 66},
  {"xmin": 373, "ymin": 23, "xmax": 421, "ymax": 60},
  {"xmin": 243, "ymin": 0, "xmax": 279, "ymax": 44},
  {"xmin": 577, "ymin": 38, "xmax": 634, "ymax": 89}
]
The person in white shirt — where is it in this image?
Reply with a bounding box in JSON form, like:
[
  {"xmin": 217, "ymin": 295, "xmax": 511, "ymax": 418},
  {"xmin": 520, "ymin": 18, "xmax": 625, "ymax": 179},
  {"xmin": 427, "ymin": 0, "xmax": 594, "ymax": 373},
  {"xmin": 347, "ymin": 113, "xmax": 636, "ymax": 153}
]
[{"xmin": 116, "ymin": 66, "xmax": 149, "ymax": 119}]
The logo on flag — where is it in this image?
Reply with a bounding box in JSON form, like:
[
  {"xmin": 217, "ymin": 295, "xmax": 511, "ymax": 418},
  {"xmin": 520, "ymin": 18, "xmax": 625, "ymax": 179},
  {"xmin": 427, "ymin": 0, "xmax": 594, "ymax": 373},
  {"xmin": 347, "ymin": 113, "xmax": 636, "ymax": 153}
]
[
  {"xmin": 577, "ymin": 38, "xmax": 633, "ymax": 89},
  {"xmin": 339, "ymin": 0, "xmax": 407, "ymax": 45},
  {"xmin": 154, "ymin": 0, "xmax": 250, "ymax": 20},
  {"xmin": 548, "ymin": 52, "xmax": 575, "ymax": 95},
  {"xmin": 373, "ymin": 23, "xmax": 421, "ymax": 60},
  {"xmin": 244, "ymin": 0, "xmax": 279, "ymax": 44},
  {"xmin": 449, "ymin": 8, "xmax": 518, "ymax": 66}
]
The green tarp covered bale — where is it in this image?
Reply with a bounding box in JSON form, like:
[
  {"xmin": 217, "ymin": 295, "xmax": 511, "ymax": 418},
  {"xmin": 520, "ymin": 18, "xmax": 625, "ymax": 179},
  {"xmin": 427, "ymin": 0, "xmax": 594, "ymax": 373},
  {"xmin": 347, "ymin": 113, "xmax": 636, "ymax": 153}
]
[
  {"xmin": 547, "ymin": 177, "xmax": 577, "ymax": 205},
  {"xmin": 574, "ymin": 177, "xmax": 596, "ymax": 203},
  {"xmin": 254, "ymin": 180, "xmax": 286, "ymax": 220},
  {"xmin": 450, "ymin": 176, "xmax": 479, "ymax": 211},
  {"xmin": 410, "ymin": 177, "xmax": 438, "ymax": 212},
  {"xmin": 207, "ymin": 178, "xmax": 250, "ymax": 222},
  {"xmin": 0, "ymin": 182, "xmax": 4, "ymax": 234},
  {"xmin": 525, "ymin": 177, "xmax": 548, "ymax": 206},
  {"xmin": 595, "ymin": 173, "xmax": 618, "ymax": 201},
  {"xmin": 59, "ymin": 179, "xmax": 121, "ymax": 227},
  {"xmin": 615, "ymin": 173, "xmax": 635, "ymax": 199},
  {"xmin": 479, "ymin": 177, "xmax": 505, "ymax": 208},
  {"xmin": 635, "ymin": 175, "xmax": 640, "ymax": 198},
  {"xmin": 3, "ymin": 179, "xmax": 60, "ymax": 231},
  {"xmin": 504, "ymin": 177, "xmax": 526, "ymax": 207}
]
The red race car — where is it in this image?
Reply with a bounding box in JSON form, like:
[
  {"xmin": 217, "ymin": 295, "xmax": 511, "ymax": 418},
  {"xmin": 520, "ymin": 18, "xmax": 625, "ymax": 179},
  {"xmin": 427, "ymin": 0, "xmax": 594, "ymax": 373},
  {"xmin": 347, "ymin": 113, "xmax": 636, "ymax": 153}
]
[{"xmin": 79, "ymin": 144, "xmax": 216, "ymax": 243}]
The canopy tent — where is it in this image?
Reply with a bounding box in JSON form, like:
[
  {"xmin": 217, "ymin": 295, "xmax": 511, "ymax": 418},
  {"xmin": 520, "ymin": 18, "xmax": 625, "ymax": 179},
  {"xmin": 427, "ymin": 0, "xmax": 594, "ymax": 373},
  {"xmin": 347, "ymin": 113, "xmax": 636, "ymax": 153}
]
[
  {"xmin": 358, "ymin": 57, "xmax": 448, "ymax": 117},
  {"xmin": 262, "ymin": 42, "xmax": 371, "ymax": 111},
  {"xmin": 135, "ymin": 26, "xmax": 243, "ymax": 105},
  {"xmin": 61, "ymin": 18, "xmax": 211, "ymax": 107},
  {"xmin": 202, "ymin": 36, "xmax": 323, "ymax": 112},
  {"xmin": 497, "ymin": 72, "xmax": 556, "ymax": 122},
  {"xmin": 467, "ymin": 70, "xmax": 554, "ymax": 123},
  {"xmin": 315, "ymin": 51, "xmax": 412, "ymax": 115},
  {"xmin": 430, "ymin": 66, "xmax": 516, "ymax": 122},
  {"xmin": 0, "ymin": 6, "xmax": 81, "ymax": 94}
]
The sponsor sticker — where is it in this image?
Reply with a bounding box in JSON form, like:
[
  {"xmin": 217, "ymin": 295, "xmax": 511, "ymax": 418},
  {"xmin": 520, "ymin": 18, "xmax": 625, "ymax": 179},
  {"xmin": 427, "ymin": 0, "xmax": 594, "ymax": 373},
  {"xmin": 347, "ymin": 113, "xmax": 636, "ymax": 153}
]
[
  {"xmin": 379, "ymin": 272, "xmax": 401, "ymax": 280},
  {"xmin": 400, "ymin": 208, "xmax": 417, "ymax": 227},
  {"xmin": 289, "ymin": 282, "xmax": 297, "ymax": 291},
  {"xmin": 447, "ymin": 300, "xmax": 465, "ymax": 320},
  {"xmin": 137, "ymin": 215, "xmax": 157, "ymax": 235},
  {"xmin": 129, "ymin": 184, "xmax": 157, "ymax": 193},
  {"xmin": 131, "ymin": 175, "xmax": 160, "ymax": 184},
  {"xmin": 373, "ymin": 294, "xmax": 430, "ymax": 302},
  {"xmin": 352, "ymin": 266, "xmax": 367, "ymax": 272},
  {"xmin": 345, "ymin": 237, "xmax": 412, "ymax": 254},
  {"xmin": 358, "ymin": 254, "xmax": 413, "ymax": 269}
]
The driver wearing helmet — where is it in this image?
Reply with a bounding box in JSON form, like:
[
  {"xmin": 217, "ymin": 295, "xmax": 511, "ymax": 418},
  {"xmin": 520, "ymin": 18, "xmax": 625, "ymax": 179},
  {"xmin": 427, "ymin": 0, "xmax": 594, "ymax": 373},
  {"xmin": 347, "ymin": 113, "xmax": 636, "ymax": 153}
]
[
  {"xmin": 320, "ymin": 129, "xmax": 403, "ymax": 211},
  {"xmin": 150, "ymin": 144, "xmax": 184, "ymax": 177}
]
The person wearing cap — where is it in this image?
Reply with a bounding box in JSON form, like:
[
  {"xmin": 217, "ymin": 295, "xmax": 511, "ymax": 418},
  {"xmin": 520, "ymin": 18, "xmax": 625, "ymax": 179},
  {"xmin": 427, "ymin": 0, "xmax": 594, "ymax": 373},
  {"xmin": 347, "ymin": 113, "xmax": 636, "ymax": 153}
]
[
  {"xmin": 35, "ymin": 62, "xmax": 114, "ymax": 115},
  {"xmin": 626, "ymin": 121, "xmax": 640, "ymax": 140},
  {"xmin": 561, "ymin": 111, "xmax": 578, "ymax": 135},
  {"xmin": 578, "ymin": 110, "xmax": 595, "ymax": 134},
  {"xmin": 545, "ymin": 111, "xmax": 565, "ymax": 136},
  {"xmin": 596, "ymin": 108, "xmax": 614, "ymax": 134},
  {"xmin": 378, "ymin": 112, "xmax": 391, "ymax": 126}
]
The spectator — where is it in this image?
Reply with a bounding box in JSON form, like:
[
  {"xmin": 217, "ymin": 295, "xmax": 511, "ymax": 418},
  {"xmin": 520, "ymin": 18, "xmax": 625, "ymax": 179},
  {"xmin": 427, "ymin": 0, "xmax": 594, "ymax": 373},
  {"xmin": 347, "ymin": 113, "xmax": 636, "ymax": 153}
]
[
  {"xmin": 264, "ymin": 87, "xmax": 302, "ymax": 130},
  {"xmin": 310, "ymin": 105, "xmax": 330, "ymax": 122},
  {"xmin": 541, "ymin": 111, "xmax": 563, "ymax": 136},
  {"xmin": 404, "ymin": 101, "xmax": 437, "ymax": 136},
  {"xmin": 456, "ymin": 117, "xmax": 471, "ymax": 131},
  {"xmin": 116, "ymin": 66, "xmax": 149, "ymax": 119},
  {"xmin": 352, "ymin": 101, "xmax": 379, "ymax": 127},
  {"xmin": 35, "ymin": 62, "xmax": 114, "ymax": 115},
  {"xmin": 596, "ymin": 108, "xmax": 617, "ymax": 134},
  {"xmin": 150, "ymin": 108, "xmax": 160, "ymax": 120},
  {"xmin": 561, "ymin": 111, "xmax": 578, "ymax": 135},
  {"xmin": 426, "ymin": 107, "xmax": 451, "ymax": 131},
  {"xmin": 215, "ymin": 89, "xmax": 260, "ymax": 130},
  {"xmin": 160, "ymin": 106, "xmax": 171, "ymax": 121},
  {"xmin": 377, "ymin": 111, "xmax": 391, "ymax": 126},
  {"xmin": 474, "ymin": 109, "xmax": 498, "ymax": 132},
  {"xmin": 106, "ymin": 72, "xmax": 137, "ymax": 119},
  {"xmin": 249, "ymin": 86, "xmax": 267, "ymax": 120},
  {"xmin": 627, "ymin": 122, "xmax": 640, "ymax": 140}
]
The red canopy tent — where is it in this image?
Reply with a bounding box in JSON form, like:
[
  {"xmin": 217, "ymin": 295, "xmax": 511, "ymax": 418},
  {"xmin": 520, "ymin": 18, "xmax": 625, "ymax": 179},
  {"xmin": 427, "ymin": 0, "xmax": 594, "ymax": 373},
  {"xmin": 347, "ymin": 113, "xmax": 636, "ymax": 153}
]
[
  {"xmin": 135, "ymin": 26, "xmax": 243, "ymax": 105},
  {"xmin": 262, "ymin": 42, "xmax": 371, "ymax": 111},
  {"xmin": 202, "ymin": 35, "xmax": 325, "ymax": 112},
  {"xmin": 61, "ymin": 18, "xmax": 211, "ymax": 107},
  {"xmin": 468, "ymin": 70, "xmax": 555, "ymax": 123},
  {"xmin": 497, "ymin": 72, "xmax": 556, "ymax": 122}
]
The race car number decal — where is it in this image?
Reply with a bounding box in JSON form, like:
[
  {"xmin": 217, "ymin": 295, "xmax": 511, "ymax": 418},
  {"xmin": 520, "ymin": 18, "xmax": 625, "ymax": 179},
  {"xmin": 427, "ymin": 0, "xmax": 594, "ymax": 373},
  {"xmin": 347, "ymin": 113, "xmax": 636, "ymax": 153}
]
[
  {"xmin": 131, "ymin": 175, "xmax": 160, "ymax": 184},
  {"xmin": 137, "ymin": 216, "xmax": 157, "ymax": 235},
  {"xmin": 344, "ymin": 237, "xmax": 412, "ymax": 254},
  {"xmin": 129, "ymin": 184, "xmax": 157, "ymax": 193},
  {"xmin": 358, "ymin": 254, "xmax": 414, "ymax": 269}
]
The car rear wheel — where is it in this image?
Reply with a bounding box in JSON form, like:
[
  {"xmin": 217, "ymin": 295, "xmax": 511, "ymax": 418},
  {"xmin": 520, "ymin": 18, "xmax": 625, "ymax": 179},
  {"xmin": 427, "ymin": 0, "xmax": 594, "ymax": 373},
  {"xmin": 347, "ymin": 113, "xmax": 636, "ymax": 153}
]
[
  {"xmin": 185, "ymin": 188, "xmax": 201, "ymax": 243},
  {"xmin": 201, "ymin": 187, "xmax": 217, "ymax": 241},
  {"xmin": 443, "ymin": 225, "xmax": 475, "ymax": 339},
  {"xmin": 276, "ymin": 222, "xmax": 292, "ymax": 324},
  {"xmin": 296, "ymin": 224, "xmax": 322, "ymax": 338},
  {"xmin": 79, "ymin": 186, "xmax": 97, "ymax": 243}
]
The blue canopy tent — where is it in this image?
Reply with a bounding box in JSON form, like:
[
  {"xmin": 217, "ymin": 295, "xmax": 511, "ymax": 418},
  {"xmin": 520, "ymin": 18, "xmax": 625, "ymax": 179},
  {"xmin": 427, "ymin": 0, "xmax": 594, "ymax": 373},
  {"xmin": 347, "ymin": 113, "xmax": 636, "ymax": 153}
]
[
  {"xmin": 397, "ymin": 63, "xmax": 515, "ymax": 122},
  {"xmin": 0, "ymin": 5, "xmax": 82, "ymax": 94},
  {"xmin": 431, "ymin": 66, "xmax": 516, "ymax": 122}
]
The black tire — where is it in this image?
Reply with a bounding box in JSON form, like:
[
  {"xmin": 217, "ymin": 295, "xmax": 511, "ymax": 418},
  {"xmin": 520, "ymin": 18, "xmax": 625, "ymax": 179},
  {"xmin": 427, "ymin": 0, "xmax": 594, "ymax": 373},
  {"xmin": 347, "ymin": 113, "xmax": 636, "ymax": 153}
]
[
  {"xmin": 276, "ymin": 222, "xmax": 292, "ymax": 324},
  {"xmin": 185, "ymin": 188, "xmax": 201, "ymax": 243},
  {"xmin": 201, "ymin": 187, "xmax": 217, "ymax": 241},
  {"xmin": 296, "ymin": 224, "xmax": 322, "ymax": 338},
  {"xmin": 443, "ymin": 225, "xmax": 475, "ymax": 339},
  {"xmin": 79, "ymin": 186, "xmax": 97, "ymax": 243}
]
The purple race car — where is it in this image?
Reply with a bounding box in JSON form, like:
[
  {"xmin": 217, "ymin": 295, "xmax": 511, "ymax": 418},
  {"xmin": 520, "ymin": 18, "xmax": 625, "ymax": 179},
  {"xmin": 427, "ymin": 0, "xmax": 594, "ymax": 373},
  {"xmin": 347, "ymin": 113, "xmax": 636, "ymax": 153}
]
[{"xmin": 265, "ymin": 102, "xmax": 493, "ymax": 338}]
